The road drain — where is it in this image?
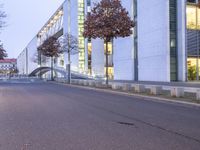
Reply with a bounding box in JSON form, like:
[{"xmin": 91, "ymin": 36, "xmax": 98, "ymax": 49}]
[{"xmin": 117, "ymin": 121, "xmax": 135, "ymax": 126}]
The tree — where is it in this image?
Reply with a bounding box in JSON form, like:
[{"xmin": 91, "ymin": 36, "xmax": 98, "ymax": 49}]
[
  {"xmin": 83, "ymin": 0, "xmax": 134, "ymax": 85},
  {"xmin": 0, "ymin": 5, "xmax": 6, "ymax": 30},
  {"xmin": 32, "ymin": 51, "xmax": 47, "ymax": 78},
  {"xmin": 38, "ymin": 36, "xmax": 61, "ymax": 81},
  {"xmin": 188, "ymin": 65, "xmax": 197, "ymax": 81},
  {"xmin": 0, "ymin": 43, "xmax": 7, "ymax": 59},
  {"xmin": 0, "ymin": 4, "xmax": 7, "ymax": 60},
  {"xmin": 59, "ymin": 33, "xmax": 79, "ymax": 84},
  {"xmin": 32, "ymin": 51, "xmax": 46, "ymax": 65}
]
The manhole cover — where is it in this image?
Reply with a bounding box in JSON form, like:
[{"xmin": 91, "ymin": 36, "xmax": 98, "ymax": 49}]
[{"xmin": 117, "ymin": 121, "xmax": 135, "ymax": 126}]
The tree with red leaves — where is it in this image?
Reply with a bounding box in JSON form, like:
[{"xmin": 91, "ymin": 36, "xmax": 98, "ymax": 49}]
[
  {"xmin": 38, "ymin": 36, "xmax": 61, "ymax": 81},
  {"xmin": 83, "ymin": 0, "xmax": 134, "ymax": 84},
  {"xmin": 0, "ymin": 43, "xmax": 7, "ymax": 60}
]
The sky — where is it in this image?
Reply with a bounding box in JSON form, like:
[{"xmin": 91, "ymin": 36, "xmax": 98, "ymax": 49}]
[{"xmin": 0, "ymin": 0, "xmax": 64, "ymax": 58}]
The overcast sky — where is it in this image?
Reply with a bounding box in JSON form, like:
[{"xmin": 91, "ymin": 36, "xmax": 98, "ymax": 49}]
[{"xmin": 0, "ymin": 0, "xmax": 64, "ymax": 58}]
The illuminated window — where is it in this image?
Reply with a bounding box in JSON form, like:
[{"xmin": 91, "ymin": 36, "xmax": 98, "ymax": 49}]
[
  {"xmin": 187, "ymin": 5, "xmax": 200, "ymax": 30},
  {"xmin": 78, "ymin": 0, "xmax": 85, "ymax": 71},
  {"xmin": 187, "ymin": 57, "xmax": 199, "ymax": 80},
  {"xmin": 104, "ymin": 42, "xmax": 113, "ymax": 55},
  {"xmin": 104, "ymin": 67, "xmax": 114, "ymax": 80},
  {"xmin": 88, "ymin": 41, "xmax": 92, "ymax": 75},
  {"xmin": 60, "ymin": 60, "xmax": 64, "ymax": 66}
]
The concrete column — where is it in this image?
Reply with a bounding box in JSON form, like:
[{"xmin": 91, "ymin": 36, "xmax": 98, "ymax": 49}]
[
  {"xmin": 122, "ymin": 83, "xmax": 131, "ymax": 91},
  {"xmin": 196, "ymin": 89, "xmax": 200, "ymax": 101},
  {"xmin": 134, "ymin": 84, "xmax": 145, "ymax": 93},
  {"xmin": 150, "ymin": 86, "xmax": 162, "ymax": 95},
  {"xmin": 171, "ymin": 87, "xmax": 184, "ymax": 97},
  {"xmin": 112, "ymin": 83, "xmax": 121, "ymax": 90}
]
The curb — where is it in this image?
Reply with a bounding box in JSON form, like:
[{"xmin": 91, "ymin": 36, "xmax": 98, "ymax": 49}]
[{"xmin": 50, "ymin": 81, "xmax": 200, "ymax": 109}]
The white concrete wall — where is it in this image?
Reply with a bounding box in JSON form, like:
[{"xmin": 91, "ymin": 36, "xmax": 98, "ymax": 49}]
[
  {"xmin": 16, "ymin": 0, "xmax": 187, "ymax": 82},
  {"xmin": 113, "ymin": 0, "xmax": 134, "ymax": 80},
  {"xmin": 27, "ymin": 37, "xmax": 38, "ymax": 74},
  {"xmin": 63, "ymin": 0, "xmax": 67, "ymax": 67},
  {"xmin": 17, "ymin": 49, "xmax": 27, "ymax": 74},
  {"xmin": 90, "ymin": 0, "xmax": 105, "ymax": 77},
  {"xmin": 91, "ymin": 39, "xmax": 105, "ymax": 77},
  {"xmin": 70, "ymin": 0, "xmax": 79, "ymax": 72},
  {"xmin": 177, "ymin": 0, "xmax": 186, "ymax": 81},
  {"xmin": 137, "ymin": 0, "xmax": 170, "ymax": 82}
]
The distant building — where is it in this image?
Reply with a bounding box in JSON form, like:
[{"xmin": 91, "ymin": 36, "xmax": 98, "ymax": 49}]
[{"xmin": 0, "ymin": 59, "xmax": 17, "ymax": 75}]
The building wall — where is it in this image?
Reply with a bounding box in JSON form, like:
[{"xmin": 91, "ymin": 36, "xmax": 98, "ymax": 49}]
[
  {"xmin": 0, "ymin": 61, "xmax": 17, "ymax": 74},
  {"xmin": 27, "ymin": 37, "xmax": 38, "ymax": 74},
  {"xmin": 91, "ymin": 39, "xmax": 105, "ymax": 78},
  {"xmin": 177, "ymin": 0, "xmax": 186, "ymax": 81},
  {"xmin": 17, "ymin": 49, "xmax": 27, "ymax": 75},
  {"xmin": 63, "ymin": 0, "xmax": 69, "ymax": 69},
  {"xmin": 63, "ymin": 0, "xmax": 86, "ymax": 73},
  {"xmin": 137, "ymin": 0, "xmax": 170, "ymax": 82},
  {"xmin": 16, "ymin": 0, "xmax": 187, "ymax": 82},
  {"xmin": 113, "ymin": 0, "xmax": 135, "ymax": 80},
  {"xmin": 17, "ymin": 37, "xmax": 38, "ymax": 75}
]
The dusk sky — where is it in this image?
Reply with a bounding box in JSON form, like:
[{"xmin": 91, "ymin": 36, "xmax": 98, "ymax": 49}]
[{"xmin": 0, "ymin": 0, "xmax": 64, "ymax": 58}]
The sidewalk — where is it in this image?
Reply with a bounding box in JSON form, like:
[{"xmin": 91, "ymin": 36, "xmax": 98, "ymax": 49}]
[{"xmin": 110, "ymin": 80, "xmax": 200, "ymax": 88}]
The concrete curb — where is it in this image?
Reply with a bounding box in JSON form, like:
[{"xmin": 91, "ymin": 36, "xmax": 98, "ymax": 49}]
[{"xmin": 50, "ymin": 81, "xmax": 200, "ymax": 109}]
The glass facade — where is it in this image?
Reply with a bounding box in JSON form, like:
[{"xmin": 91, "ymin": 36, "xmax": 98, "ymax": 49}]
[
  {"xmin": 133, "ymin": 0, "xmax": 138, "ymax": 81},
  {"xmin": 169, "ymin": 0, "xmax": 178, "ymax": 81},
  {"xmin": 104, "ymin": 41, "xmax": 114, "ymax": 79},
  {"xmin": 87, "ymin": 39, "xmax": 92, "ymax": 75},
  {"xmin": 78, "ymin": 0, "xmax": 85, "ymax": 71},
  {"xmin": 187, "ymin": 3, "xmax": 200, "ymax": 80}
]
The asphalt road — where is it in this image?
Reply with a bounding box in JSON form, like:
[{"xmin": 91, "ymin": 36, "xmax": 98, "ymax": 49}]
[{"xmin": 0, "ymin": 82, "xmax": 200, "ymax": 150}]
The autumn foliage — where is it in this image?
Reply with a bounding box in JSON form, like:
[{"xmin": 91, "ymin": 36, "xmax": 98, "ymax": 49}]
[
  {"xmin": 38, "ymin": 36, "xmax": 61, "ymax": 58},
  {"xmin": 0, "ymin": 43, "xmax": 7, "ymax": 60},
  {"xmin": 83, "ymin": 0, "xmax": 134, "ymax": 84},
  {"xmin": 83, "ymin": 0, "xmax": 134, "ymax": 41},
  {"xmin": 38, "ymin": 36, "xmax": 61, "ymax": 80}
]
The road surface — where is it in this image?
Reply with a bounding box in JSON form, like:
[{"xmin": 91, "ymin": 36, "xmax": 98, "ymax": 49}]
[{"xmin": 0, "ymin": 82, "xmax": 200, "ymax": 150}]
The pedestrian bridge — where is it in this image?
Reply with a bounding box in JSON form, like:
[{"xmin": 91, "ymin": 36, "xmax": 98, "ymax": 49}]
[{"xmin": 29, "ymin": 67, "xmax": 92, "ymax": 79}]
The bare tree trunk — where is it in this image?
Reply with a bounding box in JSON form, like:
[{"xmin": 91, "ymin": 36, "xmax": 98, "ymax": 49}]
[
  {"xmin": 51, "ymin": 57, "xmax": 53, "ymax": 81},
  {"xmin": 106, "ymin": 41, "xmax": 109, "ymax": 85}
]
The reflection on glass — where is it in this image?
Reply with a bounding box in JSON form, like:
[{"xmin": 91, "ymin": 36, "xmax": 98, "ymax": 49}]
[
  {"xmin": 104, "ymin": 42, "xmax": 113, "ymax": 55},
  {"xmin": 187, "ymin": 5, "xmax": 200, "ymax": 30},
  {"xmin": 187, "ymin": 58, "xmax": 200, "ymax": 80},
  {"xmin": 104, "ymin": 67, "xmax": 114, "ymax": 80}
]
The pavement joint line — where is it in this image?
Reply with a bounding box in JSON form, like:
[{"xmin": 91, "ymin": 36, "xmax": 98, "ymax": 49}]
[{"xmin": 50, "ymin": 81, "xmax": 200, "ymax": 109}]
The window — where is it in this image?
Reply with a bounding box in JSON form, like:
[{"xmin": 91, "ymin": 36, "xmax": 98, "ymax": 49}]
[{"xmin": 170, "ymin": 0, "xmax": 178, "ymax": 81}]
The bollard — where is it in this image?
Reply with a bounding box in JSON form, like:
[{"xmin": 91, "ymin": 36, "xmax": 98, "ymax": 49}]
[
  {"xmin": 83, "ymin": 80, "xmax": 89, "ymax": 86},
  {"xmin": 111, "ymin": 83, "xmax": 121, "ymax": 90},
  {"xmin": 170, "ymin": 87, "xmax": 184, "ymax": 98},
  {"xmin": 196, "ymin": 89, "xmax": 200, "ymax": 101},
  {"xmin": 78, "ymin": 80, "xmax": 83, "ymax": 85},
  {"xmin": 95, "ymin": 81, "xmax": 107, "ymax": 88},
  {"xmin": 89, "ymin": 81, "xmax": 95, "ymax": 87},
  {"xmin": 122, "ymin": 83, "xmax": 131, "ymax": 91},
  {"xmin": 74, "ymin": 80, "xmax": 79, "ymax": 85},
  {"xmin": 150, "ymin": 86, "xmax": 162, "ymax": 95},
  {"xmin": 134, "ymin": 84, "xmax": 145, "ymax": 93},
  {"xmin": 95, "ymin": 81, "xmax": 102, "ymax": 88},
  {"xmin": 71, "ymin": 80, "xmax": 75, "ymax": 84}
]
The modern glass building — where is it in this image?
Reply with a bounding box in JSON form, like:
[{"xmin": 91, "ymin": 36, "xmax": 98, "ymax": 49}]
[
  {"xmin": 187, "ymin": 0, "xmax": 200, "ymax": 81},
  {"xmin": 17, "ymin": 0, "xmax": 200, "ymax": 82}
]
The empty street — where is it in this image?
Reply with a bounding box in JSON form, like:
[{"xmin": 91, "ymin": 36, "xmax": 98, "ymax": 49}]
[{"xmin": 0, "ymin": 82, "xmax": 200, "ymax": 150}]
